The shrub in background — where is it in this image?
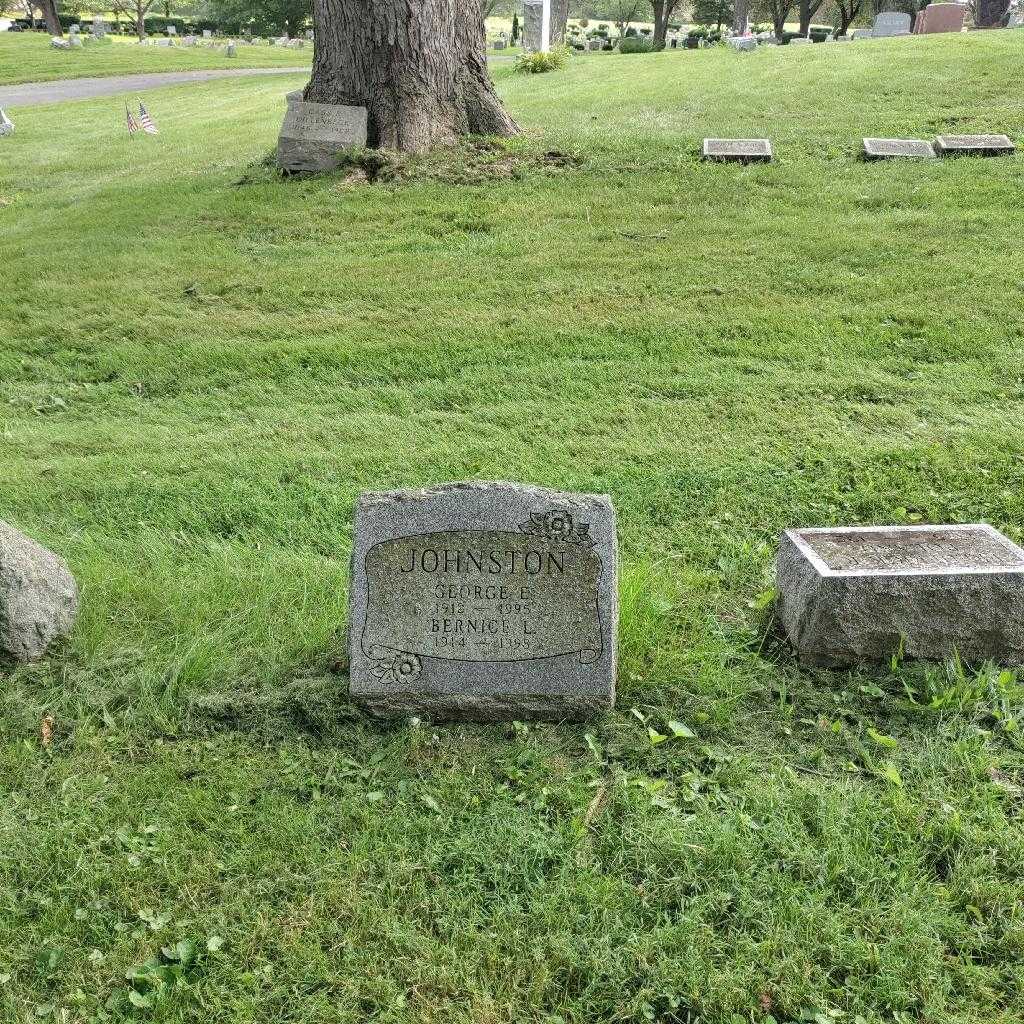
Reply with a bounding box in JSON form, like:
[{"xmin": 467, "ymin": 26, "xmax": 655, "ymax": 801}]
[
  {"xmin": 619, "ymin": 36, "xmax": 654, "ymax": 53},
  {"xmin": 514, "ymin": 46, "xmax": 570, "ymax": 73}
]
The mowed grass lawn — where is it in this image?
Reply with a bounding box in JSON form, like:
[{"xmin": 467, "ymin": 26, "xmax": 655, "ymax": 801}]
[
  {"xmin": 2, "ymin": 32, "xmax": 1024, "ymax": 1024},
  {"xmin": 0, "ymin": 31, "xmax": 310, "ymax": 87}
]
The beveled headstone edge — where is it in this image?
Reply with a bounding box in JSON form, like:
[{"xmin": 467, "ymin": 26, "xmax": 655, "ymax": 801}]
[
  {"xmin": 782, "ymin": 523, "xmax": 1024, "ymax": 579},
  {"xmin": 702, "ymin": 138, "xmax": 774, "ymax": 162},
  {"xmin": 862, "ymin": 137, "xmax": 936, "ymax": 159}
]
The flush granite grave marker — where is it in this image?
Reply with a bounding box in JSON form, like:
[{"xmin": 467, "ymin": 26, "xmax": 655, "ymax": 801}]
[
  {"xmin": 776, "ymin": 524, "xmax": 1024, "ymax": 666},
  {"xmin": 348, "ymin": 482, "xmax": 618, "ymax": 720},
  {"xmin": 863, "ymin": 137, "xmax": 936, "ymax": 159},
  {"xmin": 276, "ymin": 90, "xmax": 368, "ymax": 173},
  {"xmin": 934, "ymin": 134, "xmax": 1015, "ymax": 156},
  {"xmin": 703, "ymin": 138, "xmax": 773, "ymax": 163}
]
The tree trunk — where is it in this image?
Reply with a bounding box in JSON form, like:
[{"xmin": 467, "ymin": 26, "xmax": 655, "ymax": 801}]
[
  {"xmin": 306, "ymin": 0, "xmax": 519, "ymax": 153},
  {"xmin": 734, "ymin": 0, "xmax": 750, "ymax": 33},
  {"xmin": 40, "ymin": 0, "xmax": 61, "ymax": 35},
  {"xmin": 653, "ymin": 0, "xmax": 677, "ymax": 47},
  {"xmin": 835, "ymin": 0, "xmax": 860, "ymax": 34},
  {"xmin": 799, "ymin": 0, "xmax": 825, "ymax": 34},
  {"xmin": 975, "ymin": 0, "xmax": 1009, "ymax": 25},
  {"xmin": 551, "ymin": 0, "xmax": 570, "ymax": 44}
]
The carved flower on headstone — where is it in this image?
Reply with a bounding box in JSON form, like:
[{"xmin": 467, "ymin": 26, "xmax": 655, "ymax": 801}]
[
  {"xmin": 519, "ymin": 509, "xmax": 594, "ymax": 547},
  {"xmin": 374, "ymin": 651, "xmax": 422, "ymax": 684}
]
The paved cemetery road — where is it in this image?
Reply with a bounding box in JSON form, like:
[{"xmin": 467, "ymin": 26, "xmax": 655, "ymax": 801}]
[
  {"xmin": 0, "ymin": 55, "xmax": 517, "ymax": 108},
  {"xmin": 0, "ymin": 67, "xmax": 309, "ymax": 108}
]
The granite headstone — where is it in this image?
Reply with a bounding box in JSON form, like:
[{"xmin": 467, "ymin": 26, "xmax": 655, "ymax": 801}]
[
  {"xmin": 703, "ymin": 138, "xmax": 773, "ymax": 162},
  {"xmin": 276, "ymin": 90, "xmax": 368, "ymax": 172},
  {"xmin": 863, "ymin": 137, "xmax": 936, "ymax": 159},
  {"xmin": 348, "ymin": 482, "xmax": 618, "ymax": 720},
  {"xmin": 934, "ymin": 133, "xmax": 1015, "ymax": 156},
  {"xmin": 871, "ymin": 11, "xmax": 912, "ymax": 35},
  {"xmin": 776, "ymin": 524, "xmax": 1024, "ymax": 666}
]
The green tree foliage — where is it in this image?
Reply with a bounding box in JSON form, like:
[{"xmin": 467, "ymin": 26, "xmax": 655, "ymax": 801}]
[
  {"xmin": 199, "ymin": 0, "xmax": 310, "ymax": 35},
  {"xmin": 692, "ymin": 0, "xmax": 735, "ymax": 26}
]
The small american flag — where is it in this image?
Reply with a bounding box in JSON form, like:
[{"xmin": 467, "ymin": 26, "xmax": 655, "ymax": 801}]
[
  {"xmin": 138, "ymin": 102, "xmax": 159, "ymax": 135},
  {"xmin": 126, "ymin": 102, "xmax": 140, "ymax": 135}
]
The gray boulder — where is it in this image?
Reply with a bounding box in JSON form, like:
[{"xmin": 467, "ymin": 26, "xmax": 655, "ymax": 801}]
[{"xmin": 0, "ymin": 521, "xmax": 79, "ymax": 662}]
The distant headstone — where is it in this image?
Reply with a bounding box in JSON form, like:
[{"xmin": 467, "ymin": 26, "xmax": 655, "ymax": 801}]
[
  {"xmin": 588, "ymin": 38, "xmax": 602, "ymax": 50},
  {"xmin": 913, "ymin": 2, "xmax": 967, "ymax": 33},
  {"xmin": 0, "ymin": 520, "xmax": 79, "ymax": 663},
  {"xmin": 69, "ymin": 23, "xmax": 80, "ymax": 33},
  {"xmin": 225, "ymin": 40, "xmax": 236, "ymax": 56},
  {"xmin": 776, "ymin": 524, "xmax": 1024, "ymax": 666},
  {"xmin": 871, "ymin": 11, "xmax": 912, "ymax": 35},
  {"xmin": 863, "ymin": 137, "xmax": 936, "ymax": 159},
  {"xmin": 494, "ymin": 39, "xmax": 506, "ymax": 49},
  {"xmin": 728, "ymin": 35, "xmax": 757, "ymax": 50},
  {"xmin": 0, "ymin": 108, "xmax": 14, "ymax": 137},
  {"xmin": 203, "ymin": 28, "xmax": 212, "ymax": 38},
  {"xmin": 523, "ymin": 0, "xmax": 551, "ymax": 52},
  {"xmin": 850, "ymin": 27, "xmax": 873, "ymax": 38},
  {"xmin": 277, "ymin": 89, "xmax": 368, "ymax": 172},
  {"xmin": 789, "ymin": 36, "xmax": 812, "ymax": 44},
  {"xmin": 69, "ymin": 33, "xmax": 83, "ymax": 47},
  {"xmin": 348, "ymin": 482, "xmax": 618, "ymax": 720},
  {"xmin": 182, "ymin": 34, "xmax": 197, "ymax": 45},
  {"xmin": 305, "ymin": 28, "xmax": 314, "ymax": 39},
  {"xmin": 934, "ymin": 133, "xmax": 1015, "ymax": 156},
  {"xmin": 1008, "ymin": 10, "xmax": 1024, "ymax": 26},
  {"xmin": 91, "ymin": 17, "xmax": 106, "ymax": 37},
  {"xmin": 167, "ymin": 24, "xmax": 177, "ymax": 34},
  {"xmin": 703, "ymin": 138, "xmax": 773, "ymax": 162},
  {"xmin": 51, "ymin": 36, "xmax": 71, "ymax": 49}
]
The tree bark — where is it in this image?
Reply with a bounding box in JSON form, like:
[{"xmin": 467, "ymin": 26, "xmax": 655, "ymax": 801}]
[
  {"xmin": 551, "ymin": 0, "xmax": 570, "ymax": 43},
  {"xmin": 652, "ymin": 0, "xmax": 678, "ymax": 47},
  {"xmin": 798, "ymin": 0, "xmax": 826, "ymax": 34},
  {"xmin": 733, "ymin": 0, "xmax": 750, "ymax": 33},
  {"xmin": 40, "ymin": 0, "xmax": 61, "ymax": 35},
  {"xmin": 306, "ymin": 0, "xmax": 519, "ymax": 153},
  {"xmin": 975, "ymin": 0, "xmax": 1009, "ymax": 25},
  {"xmin": 834, "ymin": 0, "xmax": 861, "ymax": 35}
]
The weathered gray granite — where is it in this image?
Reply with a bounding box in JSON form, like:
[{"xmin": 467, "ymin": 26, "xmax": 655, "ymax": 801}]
[
  {"xmin": 934, "ymin": 134, "xmax": 1015, "ymax": 156},
  {"xmin": 0, "ymin": 521, "xmax": 79, "ymax": 663},
  {"xmin": 776, "ymin": 524, "xmax": 1024, "ymax": 667},
  {"xmin": 871, "ymin": 11, "xmax": 912, "ymax": 35},
  {"xmin": 277, "ymin": 90, "xmax": 368, "ymax": 173},
  {"xmin": 863, "ymin": 137, "xmax": 936, "ymax": 159},
  {"xmin": 702, "ymin": 138, "xmax": 773, "ymax": 162},
  {"xmin": 348, "ymin": 482, "xmax": 618, "ymax": 720}
]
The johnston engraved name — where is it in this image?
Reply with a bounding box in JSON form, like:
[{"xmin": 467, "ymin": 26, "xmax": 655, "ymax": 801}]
[{"xmin": 348, "ymin": 483, "xmax": 618, "ymax": 720}]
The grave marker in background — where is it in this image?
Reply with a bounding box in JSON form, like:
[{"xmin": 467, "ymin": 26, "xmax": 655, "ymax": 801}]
[
  {"xmin": 348, "ymin": 482, "xmax": 618, "ymax": 720},
  {"xmin": 934, "ymin": 133, "xmax": 1015, "ymax": 156},
  {"xmin": 863, "ymin": 137, "xmax": 936, "ymax": 159},
  {"xmin": 871, "ymin": 11, "xmax": 912, "ymax": 35},
  {"xmin": 703, "ymin": 138, "xmax": 773, "ymax": 162}
]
